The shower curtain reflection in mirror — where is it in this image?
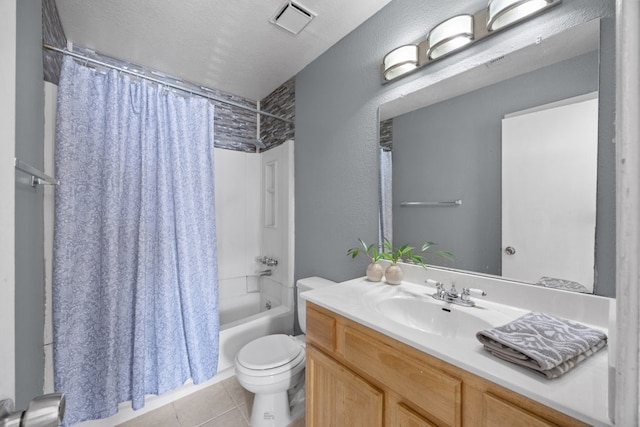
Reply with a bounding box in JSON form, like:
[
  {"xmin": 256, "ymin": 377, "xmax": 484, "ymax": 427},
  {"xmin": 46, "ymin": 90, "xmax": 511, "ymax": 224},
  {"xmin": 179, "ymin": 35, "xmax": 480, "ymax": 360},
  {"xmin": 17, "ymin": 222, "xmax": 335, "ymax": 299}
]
[
  {"xmin": 53, "ymin": 56, "xmax": 219, "ymax": 426},
  {"xmin": 379, "ymin": 143, "xmax": 393, "ymax": 244}
]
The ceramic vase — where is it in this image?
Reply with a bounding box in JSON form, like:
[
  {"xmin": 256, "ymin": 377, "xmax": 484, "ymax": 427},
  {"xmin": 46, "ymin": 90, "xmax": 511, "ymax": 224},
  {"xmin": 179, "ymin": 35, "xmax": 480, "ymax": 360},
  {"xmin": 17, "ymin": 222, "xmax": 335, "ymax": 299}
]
[
  {"xmin": 385, "ymin": 263, "xmax": 403, "ymax": 285},
  {"xmin": 366, "ymin": 262, "xmax": 384, "ymax": 282}
]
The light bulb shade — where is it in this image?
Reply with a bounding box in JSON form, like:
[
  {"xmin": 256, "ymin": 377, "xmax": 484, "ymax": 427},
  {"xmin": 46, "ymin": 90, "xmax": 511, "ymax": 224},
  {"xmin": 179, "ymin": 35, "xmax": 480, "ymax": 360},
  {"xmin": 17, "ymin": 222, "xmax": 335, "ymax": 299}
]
[
  {"xmin": 383, "ymin": 45, "xmax": 419, "ymax": 81},
  {"xmin": 487, "ymin": 0, "xmax": 551, "ymax": 31},
  {"xmin": 427, "ymin": 15, "xmax": 474, "ymax": 60},
  {"xmin": 380, "ymin": 0, "xmax": 559, "ymax": 83}
]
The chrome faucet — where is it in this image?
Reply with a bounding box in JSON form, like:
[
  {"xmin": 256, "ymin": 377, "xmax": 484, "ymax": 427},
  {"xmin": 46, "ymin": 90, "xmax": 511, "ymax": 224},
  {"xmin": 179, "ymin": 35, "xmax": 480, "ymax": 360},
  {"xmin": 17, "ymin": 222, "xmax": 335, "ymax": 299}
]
[
  {"xmin": 431, "ymin": 282, "xmax": 486, "ymax": 307},
  {"xmin": 445, "ymin": 283, "xmax": 461, "ymax": 302},
  {"xmin": 434, "ymin": 281, "xmax": 446, "ymax": 299},
  {"xmin": 460, "ymin": 287, "xmax": 487, "ymax": 305},
  {"xmin": 258, "ymin": 269, "xmax": 272, "ymax": 277},
  {"xmin": 257, "ymin": 256, "xmax": 279, "ymax": 267}
]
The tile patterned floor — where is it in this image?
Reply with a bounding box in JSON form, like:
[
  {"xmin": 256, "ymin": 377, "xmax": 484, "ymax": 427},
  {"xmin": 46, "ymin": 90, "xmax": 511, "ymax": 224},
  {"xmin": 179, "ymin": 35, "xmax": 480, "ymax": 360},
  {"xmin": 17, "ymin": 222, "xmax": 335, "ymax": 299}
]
[
  {"xmin": 116, "ymin": 376, "xmax": 252, "ymax": 427},
  {"xmin": 116, "ymin": 376, "xmax": 305, "ymax": 427}
]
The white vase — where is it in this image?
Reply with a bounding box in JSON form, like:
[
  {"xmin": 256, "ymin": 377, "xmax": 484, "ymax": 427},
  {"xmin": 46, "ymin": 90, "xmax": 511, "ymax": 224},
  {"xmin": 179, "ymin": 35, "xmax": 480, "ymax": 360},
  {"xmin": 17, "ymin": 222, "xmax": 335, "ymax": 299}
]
[
  {"xmin": 385, "ymin": 264, "xmax": 403, "ymax": 285},
  {"xmin": 366, "ymin": 262, "xmax": 384, "ymax": 282}
]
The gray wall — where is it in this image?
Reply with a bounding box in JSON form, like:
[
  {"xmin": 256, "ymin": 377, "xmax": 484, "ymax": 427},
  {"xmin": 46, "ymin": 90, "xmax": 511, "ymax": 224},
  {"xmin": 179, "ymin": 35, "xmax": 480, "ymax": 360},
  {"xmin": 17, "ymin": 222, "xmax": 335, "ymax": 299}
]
[
  {"xmin": 294, "ymin": 0, "xmax": 615, "ymax": 297},
  {"xmin": 15, "ymin": 0, "xmax": 45, "ymax": 408},
  {"xmin": 392, "ymin": 51, "xmax": 612, "ymax": 293}
]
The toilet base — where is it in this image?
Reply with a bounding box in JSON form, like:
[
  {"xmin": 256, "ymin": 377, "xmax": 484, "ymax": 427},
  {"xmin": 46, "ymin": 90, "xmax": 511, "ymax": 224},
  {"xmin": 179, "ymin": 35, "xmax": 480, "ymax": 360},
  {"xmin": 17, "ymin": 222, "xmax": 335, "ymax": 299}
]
[{"xmin": 250, "ymin": 391, "xmax": 293, "ymax": 427}]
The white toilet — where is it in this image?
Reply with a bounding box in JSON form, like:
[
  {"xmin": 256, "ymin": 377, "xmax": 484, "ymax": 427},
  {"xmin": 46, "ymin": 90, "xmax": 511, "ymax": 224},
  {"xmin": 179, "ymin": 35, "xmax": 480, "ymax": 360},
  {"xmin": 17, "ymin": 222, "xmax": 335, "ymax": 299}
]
[{"xmin": 235, "ymin": 276, "xmax": 335, "ymax": 427}]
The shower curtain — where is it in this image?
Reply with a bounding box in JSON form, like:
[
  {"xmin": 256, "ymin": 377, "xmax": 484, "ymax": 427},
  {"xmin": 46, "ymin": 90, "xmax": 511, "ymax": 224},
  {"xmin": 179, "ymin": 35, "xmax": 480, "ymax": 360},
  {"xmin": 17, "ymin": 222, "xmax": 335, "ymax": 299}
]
[
  {"xmin": 379, "ymin": 148, "xmax": 393, "ymax": 244},
  {"xmin": 53, "ymin": 56, "xmax": 219, "ymax": 425}
]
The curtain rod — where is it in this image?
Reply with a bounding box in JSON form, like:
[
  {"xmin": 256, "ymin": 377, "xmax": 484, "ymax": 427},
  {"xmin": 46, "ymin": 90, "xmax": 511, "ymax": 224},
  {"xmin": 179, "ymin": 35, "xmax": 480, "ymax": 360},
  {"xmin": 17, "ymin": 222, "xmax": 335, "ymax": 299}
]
[{"xmin": 43, "ymin": 44, "xmax": 294, "ymax": 124}]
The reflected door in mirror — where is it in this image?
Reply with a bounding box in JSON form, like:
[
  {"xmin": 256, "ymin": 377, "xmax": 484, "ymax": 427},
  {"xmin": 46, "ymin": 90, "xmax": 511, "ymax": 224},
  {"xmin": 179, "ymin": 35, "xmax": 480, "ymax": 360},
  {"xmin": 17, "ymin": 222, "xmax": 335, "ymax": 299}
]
[{"xmin": 501, "ymin": 94, "xmax": 598, "ymax": 292}]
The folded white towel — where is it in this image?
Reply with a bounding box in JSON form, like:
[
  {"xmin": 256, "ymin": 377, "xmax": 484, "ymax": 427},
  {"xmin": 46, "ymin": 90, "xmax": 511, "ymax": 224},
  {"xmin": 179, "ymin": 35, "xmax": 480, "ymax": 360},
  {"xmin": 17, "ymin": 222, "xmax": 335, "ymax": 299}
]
[{"xmin": 476, "ymin": 312, "xmax": 607, "ymax": 379}]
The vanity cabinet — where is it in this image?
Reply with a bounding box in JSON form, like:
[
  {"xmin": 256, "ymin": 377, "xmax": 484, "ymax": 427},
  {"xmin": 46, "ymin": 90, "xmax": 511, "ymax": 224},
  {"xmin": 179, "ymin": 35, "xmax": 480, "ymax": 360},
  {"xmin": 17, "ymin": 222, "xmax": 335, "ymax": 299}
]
[
  {"xmin": 305, "ymin": 302, "xmax": 588, "ymax": 427},
  {"xmin": 306, "ymin": 345, "xmax": 384, "ymax": 426}
]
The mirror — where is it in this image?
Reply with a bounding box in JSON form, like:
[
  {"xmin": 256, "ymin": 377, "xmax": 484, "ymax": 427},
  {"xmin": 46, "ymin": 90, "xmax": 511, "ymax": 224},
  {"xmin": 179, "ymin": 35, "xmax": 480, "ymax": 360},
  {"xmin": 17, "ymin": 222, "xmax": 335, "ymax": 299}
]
[{"xmin": 379, "ymin": 19, "xmax": 616, "ymax": 297}]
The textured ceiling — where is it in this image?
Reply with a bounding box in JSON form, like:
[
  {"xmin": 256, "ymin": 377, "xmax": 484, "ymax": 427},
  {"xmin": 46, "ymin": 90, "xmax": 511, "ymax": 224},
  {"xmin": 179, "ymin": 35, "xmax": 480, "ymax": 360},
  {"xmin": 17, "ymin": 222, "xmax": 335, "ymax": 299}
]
[{"xmin": 55, "ymin": 0, "xmax": 394, "ymax": 101}]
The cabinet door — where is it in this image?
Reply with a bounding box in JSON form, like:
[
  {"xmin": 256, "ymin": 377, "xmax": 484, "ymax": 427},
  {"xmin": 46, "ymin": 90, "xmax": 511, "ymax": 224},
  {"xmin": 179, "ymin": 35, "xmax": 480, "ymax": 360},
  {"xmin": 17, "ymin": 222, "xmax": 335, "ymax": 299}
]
[
  {"xmin": 342, "ymin": 326, "xmax": 462, "ymax": 426},
  {"xmin": 397, "ymin": 403, "xmax": 438, "ymax": 427},
  {"xmin": 306, "ymin": 344, "xmax": 384, "ymax": 427},
  {"xmin": 482, "ymin": 393, "xmax": 556, "ymax": 427}
]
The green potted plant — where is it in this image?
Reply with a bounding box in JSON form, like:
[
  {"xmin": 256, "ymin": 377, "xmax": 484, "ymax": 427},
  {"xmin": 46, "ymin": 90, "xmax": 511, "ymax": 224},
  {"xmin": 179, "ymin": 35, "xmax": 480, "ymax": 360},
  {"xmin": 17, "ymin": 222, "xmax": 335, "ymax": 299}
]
[
  {"xmin": 381, "ymin": 238, "xmax": 454, "ymax": 285},
  {"xmin": 380, "ymin": 239, "xmax": 416, "ymax": 285},
  {"xmin": 418, "ymin": 241, "xmax": 455, "ymax": 265},
  {"xmin": 347, "ymin": 238, "xmax": 384, "ymax": 282}
]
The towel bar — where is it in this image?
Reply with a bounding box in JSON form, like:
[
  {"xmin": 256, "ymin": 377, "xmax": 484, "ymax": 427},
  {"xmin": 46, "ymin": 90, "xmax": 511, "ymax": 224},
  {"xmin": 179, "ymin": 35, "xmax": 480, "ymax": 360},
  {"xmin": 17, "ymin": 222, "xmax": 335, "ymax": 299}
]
[
  {"xmin": 14, "ymin": 158, "xmax": 59, "ymax": 187},
  {"xmin": 400, "ymin": 200, "xmax": 462, "ymax": 207}
]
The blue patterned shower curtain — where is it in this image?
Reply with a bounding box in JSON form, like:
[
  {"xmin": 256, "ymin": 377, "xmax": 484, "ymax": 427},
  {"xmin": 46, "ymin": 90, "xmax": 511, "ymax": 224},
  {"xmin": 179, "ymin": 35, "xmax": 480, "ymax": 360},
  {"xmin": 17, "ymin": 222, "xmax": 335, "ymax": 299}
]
[{"xmin": 53, "ymin": 56, "xmax": 219, "ymax": 425}]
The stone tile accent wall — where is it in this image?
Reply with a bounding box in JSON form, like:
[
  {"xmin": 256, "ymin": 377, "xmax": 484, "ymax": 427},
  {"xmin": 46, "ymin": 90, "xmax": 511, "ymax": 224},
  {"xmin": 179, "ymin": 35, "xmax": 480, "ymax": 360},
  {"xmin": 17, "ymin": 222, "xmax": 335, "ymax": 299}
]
[
  {"xmin": 42, "ymin": 0, "xmax": 66, "ymax": 85},
  {"xmin": 380, "ymin": 119, "xmax": 393, "ymax": 151},
  {"xmin": 260, "ymin": 77, "xmax": 295, "ymax": 149},
  {"xmin": 206, "ymin": 89, "xmax": 258, "ymax": 153}
]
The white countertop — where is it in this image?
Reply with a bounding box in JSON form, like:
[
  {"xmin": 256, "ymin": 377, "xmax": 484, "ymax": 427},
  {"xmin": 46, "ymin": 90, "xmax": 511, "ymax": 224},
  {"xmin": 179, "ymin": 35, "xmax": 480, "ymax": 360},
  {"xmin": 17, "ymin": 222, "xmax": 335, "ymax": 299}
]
[{"xmin": 302, "ymin": 275, "xmax": 612, "ymax": 426}]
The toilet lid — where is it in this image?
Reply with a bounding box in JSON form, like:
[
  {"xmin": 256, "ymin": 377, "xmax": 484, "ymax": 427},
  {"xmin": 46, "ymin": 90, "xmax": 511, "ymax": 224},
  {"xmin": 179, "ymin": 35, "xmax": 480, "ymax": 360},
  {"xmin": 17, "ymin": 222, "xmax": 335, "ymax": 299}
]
[{"xmin": 237, "ymin": 334, "xmax": 303, "ymax": 370}]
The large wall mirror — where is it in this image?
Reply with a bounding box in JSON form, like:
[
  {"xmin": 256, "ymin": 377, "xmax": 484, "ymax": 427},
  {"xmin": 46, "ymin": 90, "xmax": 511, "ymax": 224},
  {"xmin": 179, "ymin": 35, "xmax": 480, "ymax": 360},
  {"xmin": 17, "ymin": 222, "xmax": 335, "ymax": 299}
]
[{"xmin": 378, "ymin": 19, "xmax": 616, "ymax": 297}]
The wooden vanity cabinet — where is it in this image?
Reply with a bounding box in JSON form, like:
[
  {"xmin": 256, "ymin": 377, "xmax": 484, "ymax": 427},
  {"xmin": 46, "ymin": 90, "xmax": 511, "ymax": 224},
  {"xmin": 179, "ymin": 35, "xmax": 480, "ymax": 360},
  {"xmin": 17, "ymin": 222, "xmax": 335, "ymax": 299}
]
[
  {"xmin": 305, "ymin": 302, "xmax": 589, "ymax": 427},
  {"xmin": 306, "ymin": 345, "xmax": 384, "ymax": 426}
]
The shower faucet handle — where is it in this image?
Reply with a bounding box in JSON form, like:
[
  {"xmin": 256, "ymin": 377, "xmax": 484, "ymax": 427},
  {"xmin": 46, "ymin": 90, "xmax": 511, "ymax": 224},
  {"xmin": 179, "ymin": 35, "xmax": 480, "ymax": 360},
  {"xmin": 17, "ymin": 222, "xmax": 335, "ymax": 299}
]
[{"xmin": 257, "ymin": 256, "xmax": 279, "ymax": 267}]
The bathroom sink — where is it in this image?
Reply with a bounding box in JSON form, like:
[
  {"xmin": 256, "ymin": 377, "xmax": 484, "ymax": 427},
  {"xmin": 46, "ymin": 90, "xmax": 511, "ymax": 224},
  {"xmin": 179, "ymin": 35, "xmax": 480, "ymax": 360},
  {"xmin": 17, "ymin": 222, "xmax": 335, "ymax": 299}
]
[{"xmin": 363, "ymin": 286, "xmax": 520, "ymax": 340}]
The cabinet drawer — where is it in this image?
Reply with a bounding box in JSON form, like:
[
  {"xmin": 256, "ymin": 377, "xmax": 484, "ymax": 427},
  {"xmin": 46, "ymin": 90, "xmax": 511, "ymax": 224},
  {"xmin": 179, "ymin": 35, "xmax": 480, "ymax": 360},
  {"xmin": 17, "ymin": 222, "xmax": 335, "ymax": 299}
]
[
  {"xmin": 343, "ymin": 326, "xmax": 461, "ymax": 427},
  {"xmin": 482, "ymin": 393, "xmax": 556, "ymax": 427},
  {"xmin": 306, "ymin": 304, "xmax": 336, "ymax": 352}
]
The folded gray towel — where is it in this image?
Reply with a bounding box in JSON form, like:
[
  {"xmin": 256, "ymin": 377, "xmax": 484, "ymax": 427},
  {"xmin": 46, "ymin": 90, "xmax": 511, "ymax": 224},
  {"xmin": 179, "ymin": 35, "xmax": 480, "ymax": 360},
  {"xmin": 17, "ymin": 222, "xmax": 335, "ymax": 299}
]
[
  {"xmin": 535, "ymin": 276, "xmax": 589, "ymax": 293},
  {"xmin": 476, "ymin": 312, "xmax": 607, "ymax": 379}
]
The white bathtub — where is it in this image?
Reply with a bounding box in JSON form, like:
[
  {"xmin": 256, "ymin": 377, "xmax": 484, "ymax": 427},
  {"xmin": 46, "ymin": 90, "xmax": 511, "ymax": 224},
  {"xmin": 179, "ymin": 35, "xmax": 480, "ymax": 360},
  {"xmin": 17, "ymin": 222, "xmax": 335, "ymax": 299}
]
[{"xmin": 220, "ymin": 291, "xmax": 264, "ymax": 325}]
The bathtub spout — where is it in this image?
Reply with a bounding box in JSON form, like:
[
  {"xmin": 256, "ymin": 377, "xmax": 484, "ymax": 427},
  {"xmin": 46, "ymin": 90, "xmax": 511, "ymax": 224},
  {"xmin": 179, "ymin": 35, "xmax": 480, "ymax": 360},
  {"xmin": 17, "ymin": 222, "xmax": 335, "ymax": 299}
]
[{"xmin": 258, "ymin": 269, "xmax": 272, "ymax": 277}]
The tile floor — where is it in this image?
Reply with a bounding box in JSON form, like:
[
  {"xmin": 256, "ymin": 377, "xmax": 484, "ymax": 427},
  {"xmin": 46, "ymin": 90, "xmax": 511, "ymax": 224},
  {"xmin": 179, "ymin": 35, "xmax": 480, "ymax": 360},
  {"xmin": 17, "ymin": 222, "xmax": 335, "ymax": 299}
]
[
  {"xmin": 116, "ymin": 376, "xmax": 252, "ymax": 427},
  {"xmin": 116, "ymin": 376, "xmax": 305, "ymax": 427}
]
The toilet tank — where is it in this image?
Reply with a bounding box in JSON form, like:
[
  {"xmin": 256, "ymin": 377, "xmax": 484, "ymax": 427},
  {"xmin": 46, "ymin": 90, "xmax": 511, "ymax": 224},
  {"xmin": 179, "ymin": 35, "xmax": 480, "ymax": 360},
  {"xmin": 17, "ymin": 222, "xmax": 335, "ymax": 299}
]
[{"xmin": 296, "ymin": 277, "xmax": 336, "ymax": 333}]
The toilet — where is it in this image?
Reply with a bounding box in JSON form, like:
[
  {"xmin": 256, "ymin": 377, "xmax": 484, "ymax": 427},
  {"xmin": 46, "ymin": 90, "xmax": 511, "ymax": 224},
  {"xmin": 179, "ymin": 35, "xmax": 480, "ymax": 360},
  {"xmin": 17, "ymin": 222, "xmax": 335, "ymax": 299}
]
[{"xmin": 235, "ymin": 276, "xmax": 335, "ymax": 427}]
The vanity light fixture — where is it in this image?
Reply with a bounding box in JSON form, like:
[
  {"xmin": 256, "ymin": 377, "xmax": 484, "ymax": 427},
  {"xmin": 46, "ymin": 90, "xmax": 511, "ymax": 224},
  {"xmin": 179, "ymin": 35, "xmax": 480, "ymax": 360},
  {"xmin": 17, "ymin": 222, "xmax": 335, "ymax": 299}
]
[
  {"xmin": 383, "ymin": 45, "xmax": 419, "ymax": 81},
  {"xmin": 381, "ymin": 0, "xmax": 560, "ymax": 83},
  {"xmin": 487, "ymin": 0, "xmax": 555, "ymax": 31},
  {"xmin": 427, "ymin": 15, "xmax": 474, "ymax": 60}
]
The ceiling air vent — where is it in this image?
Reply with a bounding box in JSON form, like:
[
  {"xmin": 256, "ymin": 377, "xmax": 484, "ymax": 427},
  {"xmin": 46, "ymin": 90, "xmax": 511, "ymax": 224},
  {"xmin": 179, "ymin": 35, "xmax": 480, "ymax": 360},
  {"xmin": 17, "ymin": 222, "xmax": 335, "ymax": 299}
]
[{"xmin": 270, "ymin": 1, "xmax": 315, "ymax": 35}]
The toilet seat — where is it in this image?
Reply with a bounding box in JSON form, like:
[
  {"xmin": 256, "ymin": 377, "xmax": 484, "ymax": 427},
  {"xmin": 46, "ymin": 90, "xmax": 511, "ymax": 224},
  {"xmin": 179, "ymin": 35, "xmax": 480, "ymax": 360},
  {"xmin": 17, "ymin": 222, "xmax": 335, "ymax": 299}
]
[{"xmin": 236, "ymin": 334, "xmax": 305, "ymax": 377}]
